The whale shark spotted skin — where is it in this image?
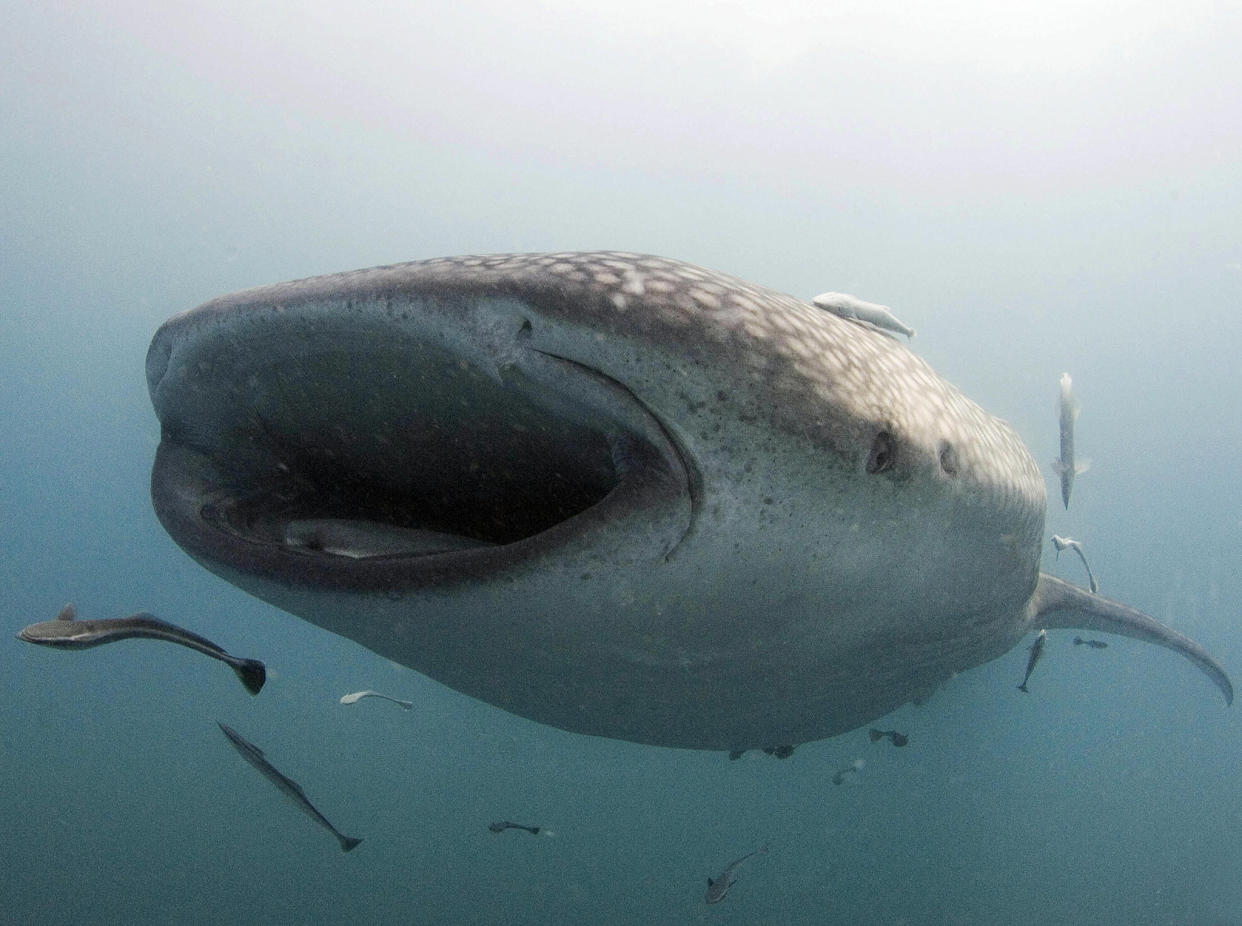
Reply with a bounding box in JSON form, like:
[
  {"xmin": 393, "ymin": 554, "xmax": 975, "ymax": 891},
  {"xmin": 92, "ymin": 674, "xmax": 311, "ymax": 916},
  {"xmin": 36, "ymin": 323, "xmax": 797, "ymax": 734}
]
[{"xmin": 146, "ymin": 253, "xmax": 1232, "ymax": 750}]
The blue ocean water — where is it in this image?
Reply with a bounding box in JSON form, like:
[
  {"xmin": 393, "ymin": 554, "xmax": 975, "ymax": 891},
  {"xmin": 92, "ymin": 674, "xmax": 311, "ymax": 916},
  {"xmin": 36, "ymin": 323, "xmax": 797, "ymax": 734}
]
[{"xmin": 4, "ymin": 4, "xmax": 1241, "ymax": 923}]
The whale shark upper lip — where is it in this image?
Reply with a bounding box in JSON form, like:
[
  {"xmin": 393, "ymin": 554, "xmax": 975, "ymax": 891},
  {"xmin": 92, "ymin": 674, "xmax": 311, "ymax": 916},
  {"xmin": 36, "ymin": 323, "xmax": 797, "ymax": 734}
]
[{"xmin": 147, "ymin": 301, "xmax": 694, "ymax": 592}]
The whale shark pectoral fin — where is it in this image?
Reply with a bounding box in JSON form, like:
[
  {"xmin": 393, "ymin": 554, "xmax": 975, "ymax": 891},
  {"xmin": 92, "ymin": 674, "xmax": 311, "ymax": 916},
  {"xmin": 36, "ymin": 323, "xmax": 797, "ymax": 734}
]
[{"xmin": 1031, "ymin": 573, "xmax": 1233, "ymax": 706}]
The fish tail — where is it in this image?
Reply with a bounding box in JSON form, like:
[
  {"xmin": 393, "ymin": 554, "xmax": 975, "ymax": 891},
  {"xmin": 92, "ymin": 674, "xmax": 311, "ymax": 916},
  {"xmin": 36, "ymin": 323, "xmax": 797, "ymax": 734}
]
[
  {"xmin": 1017, "ymin": 683, "xmax": 1028, "ymax": 692},
  {"xmin": 339, "ymin": 835, "xmax": 363, "ymax": 853},
  {"xmin": 233, "ymin": 658, "xmax": 267, "ymax": 695}
]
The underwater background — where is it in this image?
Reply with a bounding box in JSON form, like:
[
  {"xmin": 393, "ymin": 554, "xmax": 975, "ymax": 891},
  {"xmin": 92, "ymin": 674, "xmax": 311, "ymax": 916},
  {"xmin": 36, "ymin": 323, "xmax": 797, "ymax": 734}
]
[{"xmin": 3, "ymin": 2, "xmax": 1240, "ymax": 923}]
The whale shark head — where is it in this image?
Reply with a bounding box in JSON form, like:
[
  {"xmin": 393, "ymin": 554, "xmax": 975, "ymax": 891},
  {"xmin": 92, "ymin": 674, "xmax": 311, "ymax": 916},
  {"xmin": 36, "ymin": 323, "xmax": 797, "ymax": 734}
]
[{"xmin": 147, "ymin": 252, "xmax": 1229, "ymax": 749}]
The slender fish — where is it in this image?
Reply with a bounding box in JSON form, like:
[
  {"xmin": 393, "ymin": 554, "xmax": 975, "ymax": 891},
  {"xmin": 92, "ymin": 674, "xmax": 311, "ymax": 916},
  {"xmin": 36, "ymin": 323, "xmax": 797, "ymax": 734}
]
[
  {"xmin": 1017, "ymin": 628, "xmax": 1047, "ymax": 693},
  {"xmin": 1074, "ymin": 637, "xmax": 1108, "ymax": 649},
  {"xmin": 1052, "ymin": 373, "xmax": 1088, "ymax": 509},
  {"xmin": 488, "ymin": 820, "xmax": 544, "ymax": 836},
  {"xmin": 339, "ymin": 689, "xmax": 414, "ymax": 709},
  {"xmin": 705, "ymin": 845, "xmax": 769, "ymax": 904},
  {"xmin": 868, "ymin": 728, "xmax": 909, "ymax": 747},
  {"xmin": 1051, "ymin": 535, "xmax": 1098, "ymax": 594},
  {"xmin": 216, "ymin": 722, "xmax": 362, "ymax": 853},
  {"xmin": 17, "ymin": 604, "xmax": 265, "ymax": 695}
]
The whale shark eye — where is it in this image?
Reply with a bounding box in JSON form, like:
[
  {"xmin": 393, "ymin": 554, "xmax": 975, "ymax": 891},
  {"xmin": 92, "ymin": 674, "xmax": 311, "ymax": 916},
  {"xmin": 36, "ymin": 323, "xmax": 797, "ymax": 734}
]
[{"xmin": 866, "ymin": 431, "xmax": 896, "ymax": 474}]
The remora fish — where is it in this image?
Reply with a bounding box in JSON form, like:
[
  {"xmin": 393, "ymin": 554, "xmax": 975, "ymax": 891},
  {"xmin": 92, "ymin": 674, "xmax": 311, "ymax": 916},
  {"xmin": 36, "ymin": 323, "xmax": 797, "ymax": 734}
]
[
  {"xmin": 705, "ymin": 845, "xmax": 769, "ymax": 904},
  {"xmin": 1052, "ymin": 373, "xmax": 1088, "ymax": 509},
  {"xmin": 811, "ymin": 291, "xmax": 916, "ymax": 338},
  {"xmin": 216, "ymin": 721, "xmax": 362, "ymax": 853},
  {"xmin": 1051, "ymin": 535, "xmax": 1098, "ymax": 594},
  {"xmin": 1017, "ymin": 628, "xmax": 1047, "ymax": 693},
  {"xmin": 17, "ymin": 604, "xmax": 265, "ymax": 695},
  {"xmin": 339, "ymin": 689, "xmax": 414, "ymax": 709},
  {"xmin": 488, "ymin": 820, "xmax": 542, "ymax": 835},
  {"xmin": 146, "ymin": 253, "xmax": 1231, "ymax": 750},
  {"xmin": 868, "ymin": 728, "xmax": 909, "ymax": 747},
  {"xmin": 1074, "ymin": 637, "xmax": 1108, "ymax": 649}
]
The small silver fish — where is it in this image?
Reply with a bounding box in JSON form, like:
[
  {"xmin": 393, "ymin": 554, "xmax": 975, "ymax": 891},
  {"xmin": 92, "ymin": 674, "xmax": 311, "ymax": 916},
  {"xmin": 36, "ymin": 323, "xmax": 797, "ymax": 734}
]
[
  {"xmin": 705, "ymin": 844, "xmax": 769, "ymax": 904},
  {"xmin": 1017, "ymin": 628, "xmax": 1047, "ymax": 693},
  {"xmin": 1051, "ymin": 373, "xmax": 1089, "ymax": 509},
  {"xmin": 17, "ymin": 604, "xmax": 265, "ymax": 694},
  {"xmin": 811, "ymin": 292, "xmax": 916, "ymax": 339},
  {"xmin": 284, "ymin": 518, "xmax": 495, "ymax": 559},
  {"xmin": 216, "ymin": 722, "xmax": 362, "ymax": 853},
  {"xmin": 1050, "ymin": 535, "xmax": 1098, "ymax": 594},
  {"xmin": 339, "ymin": 689, "xmax": 414, "ymax": 709}
]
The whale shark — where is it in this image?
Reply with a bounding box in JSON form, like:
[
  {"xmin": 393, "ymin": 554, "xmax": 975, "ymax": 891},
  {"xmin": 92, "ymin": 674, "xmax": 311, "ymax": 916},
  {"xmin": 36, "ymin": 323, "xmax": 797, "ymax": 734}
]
[{"xmin": 146, "ymin": 252, "xmax": 1232, "ymax": 750}]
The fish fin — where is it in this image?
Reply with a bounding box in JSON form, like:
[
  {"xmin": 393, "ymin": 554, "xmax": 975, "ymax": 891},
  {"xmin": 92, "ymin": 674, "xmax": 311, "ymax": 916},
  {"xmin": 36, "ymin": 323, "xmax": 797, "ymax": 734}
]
[
  {"xmin": 56, "ymin": 603, "xmax": 76, "ymax": 621},
  {"xmin": 1075, "ymin": 458, "xmax": 1091, "ymax": 475},
  {"xmin": 853, "ymin": 318, "xmax": 900, "ymax": 340},
  {"xmin": 233, "ymin": 658, "xmax": 267, "ymax": 695},
  {"xmin": 1030, "ymin": 573, "xmax": 1232, "ymax": 706},
  {"xmin": 1050, "ymin": 458, "xmax": 1067, "ymax": 475}
]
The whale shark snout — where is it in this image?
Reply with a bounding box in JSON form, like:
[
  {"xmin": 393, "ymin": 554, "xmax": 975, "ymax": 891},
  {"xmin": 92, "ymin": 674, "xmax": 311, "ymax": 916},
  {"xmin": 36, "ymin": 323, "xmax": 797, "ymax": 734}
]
[{"xmin": 146, "ymin": 252, "xmax": 1231, "ymax": 749}]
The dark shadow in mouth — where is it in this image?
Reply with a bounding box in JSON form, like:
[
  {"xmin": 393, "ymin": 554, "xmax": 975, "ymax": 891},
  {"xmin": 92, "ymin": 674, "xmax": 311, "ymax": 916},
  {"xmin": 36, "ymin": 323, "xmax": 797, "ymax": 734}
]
[
  {"xmin": 177, "ymin": 386, "xmax": 619, "ymax": 554},
  {"xmin": 149, "ymin": 320, "xmax": 690, "ymax": 586}
]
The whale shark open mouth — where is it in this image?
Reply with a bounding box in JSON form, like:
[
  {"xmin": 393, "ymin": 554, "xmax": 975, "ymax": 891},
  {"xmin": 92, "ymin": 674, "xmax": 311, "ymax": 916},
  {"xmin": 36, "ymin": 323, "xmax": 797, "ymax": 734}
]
[{"xmin": 147, "ymin": 301, "xmax": 694, "ymax": 592}]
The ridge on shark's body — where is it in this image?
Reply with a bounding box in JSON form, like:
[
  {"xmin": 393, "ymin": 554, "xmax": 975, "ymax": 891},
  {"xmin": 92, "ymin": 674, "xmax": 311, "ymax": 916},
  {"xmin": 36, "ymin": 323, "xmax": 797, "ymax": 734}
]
[{"xmin": 145, "ymin": 252, "xmax": 1232, "ymax": 751}]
